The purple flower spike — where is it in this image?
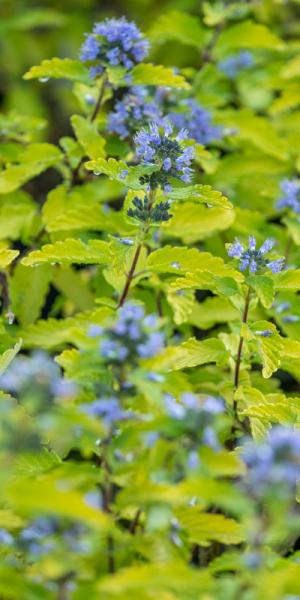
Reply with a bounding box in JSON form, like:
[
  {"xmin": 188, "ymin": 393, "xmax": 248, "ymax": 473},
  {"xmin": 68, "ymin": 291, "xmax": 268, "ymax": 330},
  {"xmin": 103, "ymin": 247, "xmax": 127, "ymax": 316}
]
[
  {"xmin": 277, "ymin": 178, "xmax": 300, "ymax": 213},
  {"xmin": 227, "ymin": 236, "xmax": 285, "ymax": 275},
  {"xmin": 80, "ymin": 17, "xmax": 149, "ymax": 78}
]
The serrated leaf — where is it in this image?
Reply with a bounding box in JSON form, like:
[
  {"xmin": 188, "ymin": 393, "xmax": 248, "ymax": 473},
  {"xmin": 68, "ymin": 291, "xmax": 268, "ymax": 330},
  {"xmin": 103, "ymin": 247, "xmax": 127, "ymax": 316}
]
[
  {"xmin": 0, "ymin": 340, "xmax": 22, "ymax": 375},
  {"xmin": 176, "ymin": 507, "xmax": 244, "ymax": 545},
  {"xmin": 71, "ymin": 114, "xmax": 106, "ymax": 160},
  {"xmin": 97, "ymin": 562, "xmax": 212, "ymax": 596},
  {"xmin": 85, "ymin": 156, "xmax": 127, "ymax": 179},
  {"xmin": 0, "ymin": 143, "xmax": 63, "ymax": 194},
  {"xmin": 53, "ymin": 266, "xmax": 94, "ymax": 311},
  {"xmin": 148, "ymin": 246, "xmax": 243, "ymax": 281},
  {"xmin": 6, "ymin": 475, "xmax": 110, "ymax": 529},
  {"xmin": 21, "ymin": 238, "xmax": 110, "ymax": 266},
  {"xmin": 85, "ymin": 156, "xmax": 158, "ymax": 189},
  {"xmin": 168, "ymin": 183, "xmax": 232, "ymax": 209},
  {"xmin": 163, "ymin": 203, "xmax": 235, "ymax": 243},
  {"xmin": 167, "ymin": 287, "xmax": 195, "ymax": 324},
  {"xmin": 131, "ymin": 63, "xmax": 189, "ymax": 88},
  {"xmin": 10, "ymin": 263, "xmax": 52, "ymax": 325},
  {"xmin": 254, "ymin": 324, "xmax": 283, "ymax": 378},
  {"xmin": 0, "ymin": 191, "xmax": 37, "ymax": 241},
  {"xmin": 20, "ymin": 307, "xmax": 113, "ymax": 349},
  {"xmin": 42, "ymin": 180, "xmax": 124, "ymax": 229},
  {"xmin": 15, "ymin": 448, "xmax": 61, "ymax": 476},
  {"xmin": 274, "ymin": 269, "xmax": 300, "ymax": 291},
  {"xmin": 0, "ymin": 248, "xmax": 19, "ymax": 268},
  {"xmin": 45, "ymin": 203, "xmax": 133, "ymax": 235},
  {"xmin": 144, "ymin": 337, "xmax": 229, "ymax": 371},
  {"xmin": 241, "ymin": 402, "xmax": 297, "ymax": 424},
  {"xmin": 281, "ymin": 338, "xmax": 300, "ymax": 360},
  {"xmin": 216, "ymin": 20, "xmax": 284, "ymax": 54},
  {"xmin": 221, "ymin": 110, "xmax": 288, "ymax": 161},
  {"xmin": 248, "ymin": 274, "xmax": 274, "ymax": 308},
  {"xmin": 199, "ymin": 447, "xmax": 246, "ymax": 477},
  {"xmin": 149, "ymin": 11, "xmax": 207, "ymax": 48},
  {"xmin": 23, "ymin": 57, "xmax": 90, "ymax": 83}
]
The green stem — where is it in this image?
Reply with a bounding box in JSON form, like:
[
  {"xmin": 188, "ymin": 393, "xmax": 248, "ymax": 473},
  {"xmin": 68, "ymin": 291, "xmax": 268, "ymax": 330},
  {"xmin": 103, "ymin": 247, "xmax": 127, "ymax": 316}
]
[
  {"xmin": 233, "ymin": 286, "xmax": 251, "ymax": 414},
  {"xmin": 90, "ymin": 72, "xmax": 108, "ymax": 123},
  {"xmin": 117, "ymin": 189, "xmax": 156, "ymax": 308}
]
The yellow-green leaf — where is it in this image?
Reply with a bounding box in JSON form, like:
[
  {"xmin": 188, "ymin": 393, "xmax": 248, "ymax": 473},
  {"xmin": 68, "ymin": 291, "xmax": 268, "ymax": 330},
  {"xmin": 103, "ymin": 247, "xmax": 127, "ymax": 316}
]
[
  {"xmin": 21, "ymin": 238, "xmax": 110, "ymax": 266},
  {"xmin": 131, "ymin": 63, "xmax": 189, "ymax": 88},
  {"xmin": 176, "ymin": 507, "xmax": 245, "ymax": 545},
  {"xmin": 0, "ymin": 340, "xmax": 22, "ymax": 375},
  {"xmin": 149, "ymin": 11, "xmax": 207, "ymax": 49},
  {"xmin": 71, "ymin": 114, "xmax": 106, "ymax": 160},
  {"xmin": 23, "ymin": 57, "xmax": 90, "ymax": 83}
]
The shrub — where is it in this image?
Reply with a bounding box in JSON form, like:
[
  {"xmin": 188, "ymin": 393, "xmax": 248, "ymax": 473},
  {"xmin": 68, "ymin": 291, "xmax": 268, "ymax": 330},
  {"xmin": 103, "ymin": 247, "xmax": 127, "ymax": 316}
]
[{"xmin": 1, "ymin": 2, "xmax": 300, "ymax": 598}]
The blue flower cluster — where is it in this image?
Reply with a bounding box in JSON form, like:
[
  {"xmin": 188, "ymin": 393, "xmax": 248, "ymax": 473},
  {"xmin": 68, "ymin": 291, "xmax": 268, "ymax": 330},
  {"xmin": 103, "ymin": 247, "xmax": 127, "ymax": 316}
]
[
  {"xmin": 0, "ymin": 517, "xmax": 90, "ymax": 558},
  {"xmin": 135, "ymin": 122, "xmax": 194, "ymax": 191},
  {"xmin": 0, "ymin": 351, "xmax": 76, "ymax": 400},
  {"xmin": 167, "ymin": 99, "xmax": 223, "ymax": 146},
  {"xmin": 164, "ymin": 393, "xmax": 225, "ymax": 449},
  {"xmin": 80, "ymin": 17, "xmax": 149, "ymax": 78},
  {"xmin": 108, "ymin": 86, "xmax": 163, "ymax": 139},
  {"xmin": 241, "ymin": 426, "xmax": 300, "ymax": 497},
  {"xmin": 81, "ymin": 396, "xmax": 132, "ymax": 427},
  {"xmin": 218, "ymin": 51, "xmax": 254, "ymax": 79},
  {"xmin": 89, "ymin": 303, "xmax": 165, "ymax": 363},
  {"xmin": 274, "ymin": 300, "xmax": 300, "ymax": 324},
  {"xmin": 227, "ymin": 236, "xmax": 285, "ymax": 274},
  {"xmin": 277, "ymin": 178, "xmax": 300, "ymax": 213}
]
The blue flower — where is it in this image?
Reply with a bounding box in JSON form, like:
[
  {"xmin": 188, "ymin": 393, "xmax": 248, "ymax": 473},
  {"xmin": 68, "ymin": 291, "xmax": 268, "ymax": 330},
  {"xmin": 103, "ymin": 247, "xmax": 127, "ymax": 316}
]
[
  {"xmin": 108, "ymin": 86, "xmax": 163, "ymax": 139},
  {"xmin": 241, "ymin": 426, "xmax": 300, "ymax": 496},
  {"xmin": 265, "ymin": 258, "xmax": 285, "ymax": 274},
  {"xmin": 80, "ymin": 17, "xmax": 150, "ymax": 78},
  {"xmin": 0, "ymin": 529, "xmax": 13, "ymax": 546},
  {"xmin": 137, "ymin": 331, "xmax": 165, "ymax": 358},
  {"xmin": 0, "ymin": 351, "xmax": 65, "ymax": 397},
  {"xmin": 167, "ymin": 99, "xmax": 223, "ymax": 145},
  {"xmin": 277, "ymin": 178, "xmax": 300, "ymax": 213},
  {"xmin": 100, "ymin": 339, "xmax": 129, "ymax": 361},
  {"xmin": 218, "ymin": 51, "xmax": 254, "ymax": 79},
  {"xmin": 88, "ymin": 324, "xmax": 104, "ymax": 338},
  {"xmin": 95, "ymin": 303, "xmax": 165, "ymax": 365},
  {"xmin": 255, "ymin": 329, "xmax": 274, "ymax": 337},
  {"xmin": 81, "ymin": 397, "xmax": 131, "ymax": 425},
  {"xmin": 164, "ymin": 393, "xmax": 186, "ymax": 419},
  {"xmin": 227, "ymin": 236, "xmax": 285, "ymax": 274},
  {"xmin": 134, "ymin": 122, "xmax": 194, "ymax": 191}
]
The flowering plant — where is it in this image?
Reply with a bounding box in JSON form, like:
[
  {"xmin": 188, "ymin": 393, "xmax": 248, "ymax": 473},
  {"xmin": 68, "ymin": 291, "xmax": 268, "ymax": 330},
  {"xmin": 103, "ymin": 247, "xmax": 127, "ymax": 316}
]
[{"xmin": 1, "ymin": 2, "xmax": 300, "ymax": 599}]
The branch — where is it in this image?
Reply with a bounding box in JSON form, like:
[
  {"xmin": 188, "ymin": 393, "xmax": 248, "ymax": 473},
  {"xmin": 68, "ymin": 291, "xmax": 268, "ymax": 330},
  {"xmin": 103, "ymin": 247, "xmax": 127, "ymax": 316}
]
[{"xmin": 71, "ymin": 73, "xmax": 108, "ymax": 185}]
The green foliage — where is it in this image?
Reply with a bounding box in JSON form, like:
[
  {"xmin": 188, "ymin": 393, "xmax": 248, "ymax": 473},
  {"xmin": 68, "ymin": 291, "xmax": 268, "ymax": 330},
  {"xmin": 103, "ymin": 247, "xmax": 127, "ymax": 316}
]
[{"xmin": 1, "ymin": 1, "xmax": 300, "ymax": 598}]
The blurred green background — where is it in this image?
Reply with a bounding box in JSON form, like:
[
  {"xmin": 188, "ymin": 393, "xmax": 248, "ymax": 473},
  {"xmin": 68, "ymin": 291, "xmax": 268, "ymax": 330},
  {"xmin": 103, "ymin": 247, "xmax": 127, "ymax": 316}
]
[{"xmin": 2, "ymin": 0, "xmax": 300, "ymax": 139}]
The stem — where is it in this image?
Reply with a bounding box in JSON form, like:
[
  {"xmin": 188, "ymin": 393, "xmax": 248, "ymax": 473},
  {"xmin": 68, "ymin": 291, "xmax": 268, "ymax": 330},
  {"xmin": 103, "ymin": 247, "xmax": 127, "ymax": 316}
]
[
  {"xmin": 233, "ymin": 286, "xmax": 251, "ymax": 413},
  {"xmin": 117, "ymin": 243, "xmax": 142, "ymax": 308},
  {"xmin": 101, "ymin": 440, "xmax": 115, "ymax": 574},
  {"xmin": 155, "ymin": 290, "xmax": 163, "ymax": 317},
  {"xmin": 71, "ymin": 73, "xmax": 108, "ymax": 184},
  {"xmin": 284, "ymin": 236, "xmax": 293, "ymax": 261},
  {"xmin": 129, "ymin": 508, "xmax": 142, "ymax": 535},
  {"xmin": 0, "ymin": 272, "xmax": 10, "ymax": 317},
  {"xmin": 90, "ymin": 72, "xmax": 108, "ymax": 123},
  {"xmin": 117, "ymin": 189, "xmax": 156, "ymax": 308}
]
